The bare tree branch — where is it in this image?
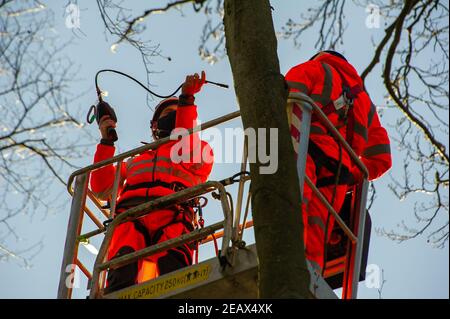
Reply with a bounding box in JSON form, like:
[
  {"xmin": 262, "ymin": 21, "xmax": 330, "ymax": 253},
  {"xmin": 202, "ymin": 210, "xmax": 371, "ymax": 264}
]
[
  {"xmin": 0, "ymin": 0, "xmax": 93, "ymax": 265},
  {"xmin": 113, "ymin": 0, "xmax": 206, "ymax": 45},
  {"xmin": 280, "ymin": 0, "xmax": 347, "ymax": 50},
  {"xmin": 94, "ymin": 0, "xmax": 449, "ymax": 250},
  {"xmin": 280, "ymin": 0, "xmax": 448, "ymax": 247}
]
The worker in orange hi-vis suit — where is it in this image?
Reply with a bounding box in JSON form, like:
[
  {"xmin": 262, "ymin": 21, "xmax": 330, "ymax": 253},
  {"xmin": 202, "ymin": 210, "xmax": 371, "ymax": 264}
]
[
  {"xmin": 90, "ymin": 71, "xmax": 214, "ymax": 294},
  {"xmin": 285, "ymin": 51, "xmax": 392, "ymax": 272}
]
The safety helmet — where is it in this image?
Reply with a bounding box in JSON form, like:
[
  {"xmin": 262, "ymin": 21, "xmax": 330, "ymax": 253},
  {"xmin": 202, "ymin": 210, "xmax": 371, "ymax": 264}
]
[{"xmin": 151, "ymin": 97, "xmax": 179, "ymax": 139}]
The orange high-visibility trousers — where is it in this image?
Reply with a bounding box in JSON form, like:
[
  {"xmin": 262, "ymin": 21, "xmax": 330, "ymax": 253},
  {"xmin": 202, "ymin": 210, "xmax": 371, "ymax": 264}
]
[
  {"xmin": 104, "ymin": 209, "xmax": 193, "ymax": 294},
  {"xmin": 303, "ymin": 154, "xmax": 348, "ymax": 272}
]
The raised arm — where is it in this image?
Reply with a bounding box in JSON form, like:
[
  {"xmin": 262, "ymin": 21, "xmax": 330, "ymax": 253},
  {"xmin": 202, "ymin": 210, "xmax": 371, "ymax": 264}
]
[
  {"xmin": 172, "ymin": 72, "xmax": 208, "ymax": 168},
  {"xmin": 90, "ymin": 115, "xmax": 126, "ymax": 200}
]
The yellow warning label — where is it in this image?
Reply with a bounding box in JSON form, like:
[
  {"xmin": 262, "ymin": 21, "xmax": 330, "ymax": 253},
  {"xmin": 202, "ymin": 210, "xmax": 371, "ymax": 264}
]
[{"xmin": 115, "ymin": 263, "xmax": 212, "ymax": 299}]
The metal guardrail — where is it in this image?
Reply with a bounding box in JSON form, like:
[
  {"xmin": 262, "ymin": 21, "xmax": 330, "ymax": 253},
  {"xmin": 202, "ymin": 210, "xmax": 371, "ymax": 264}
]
[
  {"xmin": 58, "ymin": 111, "xmax": 240, "ymax": 299},
  {"xmin": 288, "ymin": 92, "xmax": 369, "ymax": 299},
  {"xmin": 58, "ymin": 92, "xmax": 369, "ymax": 300},
  {"xmin": 89, "ymin": 181, "xmax": 233, "ymax": 298},
  {"xmin": 65, "ymin": 111, "xmax": 241, "ymax": 194}
]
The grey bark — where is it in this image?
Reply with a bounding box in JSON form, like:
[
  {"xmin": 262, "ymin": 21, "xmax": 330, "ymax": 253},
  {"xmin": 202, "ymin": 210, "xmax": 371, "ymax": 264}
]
[{"xmin": 224, "ymin": 0, "xmax": 311, "ymax": 298}]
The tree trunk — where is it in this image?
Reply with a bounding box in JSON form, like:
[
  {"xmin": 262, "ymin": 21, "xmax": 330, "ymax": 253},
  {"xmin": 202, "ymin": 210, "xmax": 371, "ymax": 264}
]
[{"xmin": 223, "ymin": 0, "xmax": 311, "ymax": 298}]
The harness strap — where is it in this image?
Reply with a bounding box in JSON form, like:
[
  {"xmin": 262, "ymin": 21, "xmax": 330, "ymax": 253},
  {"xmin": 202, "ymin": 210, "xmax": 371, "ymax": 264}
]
[
  {"xmin": 133, "ymin": 220, "xmax": 152, "ymax": 247},
  {"xmin": 308, "ymin": 140, "xmax": 353, "ymax": 187},
  {"xmin": 346, "ymin": 104, "xmax": 356, "ymax": 147},
  {"xmin": 130, "ymin": 203, "xmax": 195, "ymax": 249},
  {"xmin": 309, "ymin": 62, "xmax": 364, "ymax": 152},
  {"xmin": 311, "ymin": 84, "xmax": 363, "ymax": 123},
  {"xmin": 151, "ymin": 210, "xmax": 195, "ymax": 247},
  {"xmin": 115, "ymin": 196, "xmax": 149, "ymax": 211},
  {"xmin": 122, "ymin": 180, "xmax": 187, "ymax": 194}
]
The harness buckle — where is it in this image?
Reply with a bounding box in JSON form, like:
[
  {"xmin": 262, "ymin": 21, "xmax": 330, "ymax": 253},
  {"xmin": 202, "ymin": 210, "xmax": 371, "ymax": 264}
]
[
  {"xmin": 333, "ymin": 95, "xmax": 347, "ymax": 111},
  {"xmin": 343, "ymin": 86, "xmax": 355, "ymax": 107},
  {"xmin": 337, "ymin": 86, "xmax": 354, "ymax": 121}
]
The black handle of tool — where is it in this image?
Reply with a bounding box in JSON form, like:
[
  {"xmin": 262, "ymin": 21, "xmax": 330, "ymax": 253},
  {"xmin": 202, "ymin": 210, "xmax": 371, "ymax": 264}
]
[{"xmin": 96, "ymin": 101, "xmax": 118, "ymax": 142}]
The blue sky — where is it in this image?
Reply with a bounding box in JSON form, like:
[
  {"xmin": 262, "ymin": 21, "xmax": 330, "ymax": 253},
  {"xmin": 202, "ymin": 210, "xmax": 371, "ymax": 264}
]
[{"xmin": 0, "ymin": 0, "xmax": 448, "ymax": 299}]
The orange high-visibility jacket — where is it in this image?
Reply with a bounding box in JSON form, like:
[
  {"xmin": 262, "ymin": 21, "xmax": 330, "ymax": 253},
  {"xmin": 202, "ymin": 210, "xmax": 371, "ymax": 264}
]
[
  {"xmin": 285, "ymin": 53, "xmax": 392, "ymax": 182},
  {"xmin": 90, "ymin": 103, "xmax": 214, "ymax": 206}
]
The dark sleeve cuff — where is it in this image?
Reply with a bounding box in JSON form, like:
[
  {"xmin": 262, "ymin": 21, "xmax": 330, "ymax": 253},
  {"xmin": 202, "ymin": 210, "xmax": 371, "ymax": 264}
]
[
  {"xmin": 100, "ymin": 138, "xmax": 115, "ymax": 146},
  {"xmin": 178, "ymin": 94, "xmax": 195, "ymax": 106}
]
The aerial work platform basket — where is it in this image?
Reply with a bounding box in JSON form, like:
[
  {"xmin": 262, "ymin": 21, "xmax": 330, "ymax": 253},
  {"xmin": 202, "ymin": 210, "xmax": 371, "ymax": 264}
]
[{"xmin": 57, "ymin": 92, "xmax": 370, "ymax": 300}]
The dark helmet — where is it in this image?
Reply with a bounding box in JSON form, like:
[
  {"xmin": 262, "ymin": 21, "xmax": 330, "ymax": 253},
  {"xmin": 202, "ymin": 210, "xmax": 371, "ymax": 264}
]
[
  {"xmin": 151, "ymin": 97, "xmax": 179, "ymax": 139},
  {"xmin": 309, "ymin": 50, "xmax": 348, "ymax": 61}
]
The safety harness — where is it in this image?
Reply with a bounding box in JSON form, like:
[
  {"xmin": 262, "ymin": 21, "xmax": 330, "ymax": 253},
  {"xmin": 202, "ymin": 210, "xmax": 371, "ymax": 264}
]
[
  {"xmin": 309, "ymin": 62, "xmax": 365, "ymax": 275},
  {"xmin": 308, "ymin": 62, "xmax": 364, "ymax": 188},
  {"xmin": 113, "ymin": 181, "xmax": 196, "ymax": 250},
  {"xmin": 308, "ymin": 141, "xmax": 353, "ymax": 188},
  {"xmin": 120, "ymin": 180, "xmax": 187, "ymax": 195},
  {"xmin": 104, "ymin": 173, "xmax": 240, "ymax": 267}
]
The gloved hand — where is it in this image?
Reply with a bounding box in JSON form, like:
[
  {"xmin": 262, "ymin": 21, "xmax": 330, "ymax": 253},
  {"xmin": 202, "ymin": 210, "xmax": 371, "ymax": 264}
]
[
  {"xmin": 99, "ymin": 115, "xmax": 117, "ymax": 145},
  {"xmin": 181, "ymin": 71, "xmax": 206, "ymax": 96}
]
